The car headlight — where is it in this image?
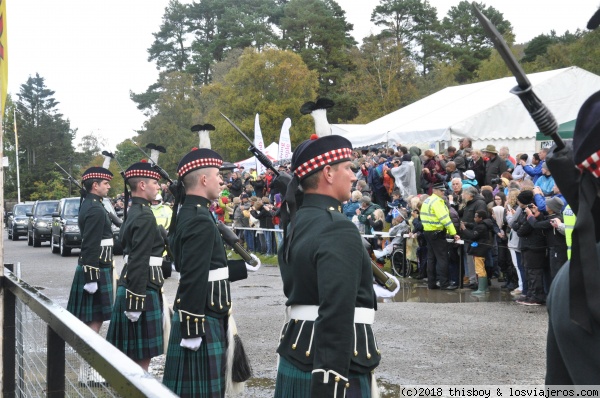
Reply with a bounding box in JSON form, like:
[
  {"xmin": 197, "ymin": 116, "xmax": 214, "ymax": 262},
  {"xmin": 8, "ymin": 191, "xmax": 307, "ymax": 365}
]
[
  {"xmin": 35, "ymin": 221, "xmax": 48, "ymax": 228},
  {"xmin": 64, "ymin": 225, "xmax": 80, "ymax": 233},
  {"xmin": 16, "ymin": 220, "xmax": 27, "ymax": 225}
]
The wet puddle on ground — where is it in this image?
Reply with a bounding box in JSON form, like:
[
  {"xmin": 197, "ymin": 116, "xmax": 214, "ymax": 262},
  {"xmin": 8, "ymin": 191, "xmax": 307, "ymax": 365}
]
[{"xmin": 382, "ymin": 278, "xmax": 516, "ymax": 303}]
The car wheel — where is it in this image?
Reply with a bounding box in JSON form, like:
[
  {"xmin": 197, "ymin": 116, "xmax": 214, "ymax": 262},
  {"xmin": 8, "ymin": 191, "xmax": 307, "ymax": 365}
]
[
  {"xmin": 10, "ymin": 226, "xmax": 16, "ymax": 240},
  {"xmin": 27, "ymin": 230, "xmax": 33, "ymax": 246},
  {"xmin": 51, "ymin": 234, "xmax": 60, "ymax": 253},
  {"xmin": 32, "ymin": 231, "xmax": 41, "ymax": 247},
  {"xmin": 60, "ymin": 236, "xmax": 71, "ymax": 257}
]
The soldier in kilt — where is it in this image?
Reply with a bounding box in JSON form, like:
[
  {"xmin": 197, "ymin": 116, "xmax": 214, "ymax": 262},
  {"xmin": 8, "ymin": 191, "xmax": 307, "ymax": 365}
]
[
  {"xmin": 163, "ymin": 147, "xmax": 251, "ymax": 397},
  {"xmin": 106, "ymin": 162, "xmax": 166, "ymax": 371},
  {"xmin": 67, "ymin": 166, "xmax": 115, "ymax": 333},
  {"xmin": 275, "ymin": 101, "xmax": 381, "ymax": 397}
]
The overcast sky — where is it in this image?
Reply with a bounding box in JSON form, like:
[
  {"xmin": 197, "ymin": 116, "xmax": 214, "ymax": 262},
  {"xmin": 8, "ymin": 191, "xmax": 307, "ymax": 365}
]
[{"xmin": 8, "ymin": 0, "xmax": 600, "ymax": 151}]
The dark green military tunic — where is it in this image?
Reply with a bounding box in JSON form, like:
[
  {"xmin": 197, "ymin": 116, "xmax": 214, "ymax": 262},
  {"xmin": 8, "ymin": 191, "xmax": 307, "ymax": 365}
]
[
  {"xmin": 107, "ymin": 197, "xmax": 166, "ymax": 359},
  {"xmin": 163, "ymin": 195, "xmax": 238, "ymax": 397},
  {"xmin": 276, "ymin": 194, "xmax": 380, "ymax": 397},
  {"xmin": 67, "ymin": 193, "xmax": 114, "ymax": 322},
  {"xmin": 546, "ymin": 253, "xmax": 600, "ymax": 384}
]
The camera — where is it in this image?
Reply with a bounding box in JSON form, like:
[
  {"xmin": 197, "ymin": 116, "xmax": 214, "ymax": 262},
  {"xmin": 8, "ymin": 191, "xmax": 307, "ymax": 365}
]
[
  {"xmin": 527, "ymin": 204, "xmax": 535, "ymax": 209},
  {"xmin": 490, "ymin": 177, "xmax": 501, "ymax": 185}
]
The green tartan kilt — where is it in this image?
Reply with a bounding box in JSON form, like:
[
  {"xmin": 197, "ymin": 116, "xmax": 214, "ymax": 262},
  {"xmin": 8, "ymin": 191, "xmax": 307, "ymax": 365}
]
[
  {"xmin": 163, "ymin": 312, "xmax": 227, "ymax": 398},
  {"xmin": 66, "ymin": 265, "xmax": 113, "ymax": 323},
  {"xmin": 274, "ymin": 356, "xmax": 372, "ymax": 398},
  {"xmin": 106, "ymin": 286, "xmax": 163, "ymax": 360}
]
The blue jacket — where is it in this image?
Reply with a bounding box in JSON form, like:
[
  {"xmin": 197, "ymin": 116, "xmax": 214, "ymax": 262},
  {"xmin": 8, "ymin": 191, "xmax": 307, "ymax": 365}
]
[
  {"xmin": 534, "ymin": 193, "xmax": 566, "ymax": 212},
  {"xmin": 342, "ymin": 200, "xmax": 360, "ymax": 220},
  {"xmin": 534, "ymin": 175, "xmax": 555, "ymax": 196},
  {"xmin": 523, "ymin": 161, "xmax": 544, "ymax": 183}
]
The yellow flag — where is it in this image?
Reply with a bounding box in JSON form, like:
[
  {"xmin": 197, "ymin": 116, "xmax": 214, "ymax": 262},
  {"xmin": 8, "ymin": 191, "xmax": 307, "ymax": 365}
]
[{"xmin": 0, "ymin": 0, "xmax": 7, "ymax": 117}]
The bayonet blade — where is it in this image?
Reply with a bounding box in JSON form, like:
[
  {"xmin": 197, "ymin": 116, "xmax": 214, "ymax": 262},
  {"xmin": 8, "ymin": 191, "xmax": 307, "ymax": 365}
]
[
  {"xmin": 220, "ymin": 112, "xmax": 255, "ymax": 147},
  {"xmin": 472, "ymin": 3, "xmax": 530, "ymax": 90}
]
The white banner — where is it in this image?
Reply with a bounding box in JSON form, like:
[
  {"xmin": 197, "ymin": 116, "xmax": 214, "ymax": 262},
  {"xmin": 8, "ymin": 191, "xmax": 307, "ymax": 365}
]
[
  {"xmin": 254, "ymin": 113, "xmax": 266, "ymax": 175},
  {"xmin": 278, "ymin": 117, "xmax": 292, "ymax": 162}
]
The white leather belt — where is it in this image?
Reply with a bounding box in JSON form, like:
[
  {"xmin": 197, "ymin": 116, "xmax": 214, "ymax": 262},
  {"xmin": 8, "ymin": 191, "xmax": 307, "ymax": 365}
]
[
  {"xmin": 100, "ymin": 238, "xmax": 114, "ymax": 246},
  {"xmin": 288, "ymin": 305, "xmax": 374, "ymax": 324},
  {"xmin": 208, "ymin": 267, "xmax": 229, "ymax": 282},
  {"xmin": 123, "ymin": 255, "xmax": 163, "ymax": 266}
]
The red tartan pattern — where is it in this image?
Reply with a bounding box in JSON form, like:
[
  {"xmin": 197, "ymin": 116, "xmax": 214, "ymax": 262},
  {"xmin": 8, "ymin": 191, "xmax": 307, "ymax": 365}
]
[
  {"xmin": 294, "ymin": 148, "xmax": 352, "ymax": 178},
  {"xmin": 577, "ymin": 149, "xmax": 600, "ymax": 178},
  {"xmin": 82, "ymin": 173, "xmax": 112, "ymax": 181},
  {"xmin": 178, "ymin": 158, "xmax": 223, "ymax": 177}
]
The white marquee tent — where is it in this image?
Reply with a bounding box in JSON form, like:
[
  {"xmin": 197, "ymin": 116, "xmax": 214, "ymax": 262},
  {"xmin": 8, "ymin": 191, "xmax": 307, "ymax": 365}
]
[
  {"xmin": 234, "ymin": 142, "xmax": 279, "ymax": 171},
  {"xmin": 339, "ymin": 67, "xmax": 600, "ymax": 154}
]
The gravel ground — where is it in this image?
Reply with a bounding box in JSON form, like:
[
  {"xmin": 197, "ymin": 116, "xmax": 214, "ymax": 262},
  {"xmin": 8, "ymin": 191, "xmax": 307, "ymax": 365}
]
[{"xmin": 191, "ymin": 264, "xmax": 547, "ymax": 397}]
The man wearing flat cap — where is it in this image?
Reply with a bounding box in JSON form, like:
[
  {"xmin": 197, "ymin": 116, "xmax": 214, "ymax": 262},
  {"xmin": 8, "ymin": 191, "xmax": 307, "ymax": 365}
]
[
  {"xmin": 275, "ymin": 134, "xmax": 381, "ymax": 397},
  {"xmin": 66, "ymin": 166, "xmax": 114, "ymax": 383},
  {"xmin": 106, "ymin": 161, "xmax": 166, "ymax": 371},
  {"xmin": 163, "ymin": 148, "xmax": 255, "ymax": 396}
]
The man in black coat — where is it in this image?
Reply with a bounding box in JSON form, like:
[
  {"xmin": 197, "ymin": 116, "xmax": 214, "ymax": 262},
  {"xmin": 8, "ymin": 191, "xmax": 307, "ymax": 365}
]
[
  {"xmin": 482, "ymin": 145, "xmax": 507, "ymax": 186},
  {"xmin": 459, "ymin": 187, "xmax": 487, "ymax": 288}
]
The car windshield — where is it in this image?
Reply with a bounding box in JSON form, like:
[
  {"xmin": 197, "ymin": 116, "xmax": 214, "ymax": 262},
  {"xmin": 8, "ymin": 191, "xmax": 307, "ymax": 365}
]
[
  {"xmin": 63, "ymin": 200, "xmax": 80, "ymax": 217},
  {"xmin": 13, "ymin": 205, "xmax": 32, "ymax": 216},
  {"xmin": 36, "ymin": 203, "xmax": 58, "ymax": 216}
]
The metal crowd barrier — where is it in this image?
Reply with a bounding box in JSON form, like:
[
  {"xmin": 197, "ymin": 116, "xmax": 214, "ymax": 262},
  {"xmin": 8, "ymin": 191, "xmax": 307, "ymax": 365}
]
[{"xmin": 2, "ymin": 264, "xmax": 177, "ymax": 398}]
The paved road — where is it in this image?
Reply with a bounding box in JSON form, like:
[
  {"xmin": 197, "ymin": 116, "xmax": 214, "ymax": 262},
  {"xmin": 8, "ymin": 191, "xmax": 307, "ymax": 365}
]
[{"xmin": 3, "ymin": 232, "xmax": 548, "ymax": 397}]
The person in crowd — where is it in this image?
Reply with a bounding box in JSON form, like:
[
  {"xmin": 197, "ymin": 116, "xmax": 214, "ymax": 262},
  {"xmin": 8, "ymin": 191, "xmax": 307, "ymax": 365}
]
[
  {"xmin": 409, "ymin": 146, "xmax": 424, "ymax": 194},
  {"xmin": 227, "ymin": 171, "xmax": 243, "ymax": 198},
  {"xmin": 499, "ymin": 146, "xmax": 516, "ymax": 172},
  {"xmin": 506, "ymin": 188, "xmax": 526, "ymax": 296},
  {"xmin": 356, "ymin": 179, "xmax": 372, "ymax": 197},
  {"xmin": 422, "ymin": 150, "xmax": 445, "ymax": 195},
  {"xmin": 343, "ymin": 190, "xmax": 363, "ymax": 220},
  {"xmin": 522, "ymin": 153, "xmax": 544, "ymax": 183},
  {"xmin": 250, "ymin": 200, "xmax": 268, "ymax": 255},
  {"xmin": 533, "ymin": 162, "xmax": 555, "ymax": 196},
  {"xmin": 390, "ymin": 154, "xmax": 418, "ymax": 197},
  {"xmin": 67, "ymin": 166, "xmax": 114, "ymax": 384},
  {"xmin": 491, "ymin": 193, "xmax": 517, "ymax": 288},
  {"xmin": 457, "ymin": 137, "xmax": 473, "ymax": 156},
  {"xmin": 151, "ymin": 193, "xmax": 173, "ymax": 230},
  {"xmin": 443, "ymin": 161, "xmax": 463, "ymax": 187},
  {"xmin": 253, "ymin": 173, "xmax": 267, "ymax": 197},
  {"xmin": 409, "ymin": 206, "xmax": 428, "ymax": 280},
  {"xmin": 275, "ymin": 134, "xmax": 380, "ymax": 397},
  {"xmin": 161, "ymin": 183, "xmax": 175, "ymax": 205},
  {"xmin": 528, "ymin": 196, "xmax": 567, "ymax": 284},
  {"xmin": 107, "ymin": 162, "xmax": 165, "ymax": 371},
  {"xmin": 369, "ymin": 157, "xmax": 391, "ymax": 209},
  {"xmin": 385, "ymin": 190, "xmax": 406, "ymax": 223},
  {"xmin": 483, "ymin": 145, "xmax": 507, "ymax": 186},
  {"xmin": 367, "ymin": 208, "xmax": 386, "ymax": 249},
  {"xmin": 244, "ymin": 183, "xmax": 255, "ymax": 197},
  {"xmin": 459, "ymin": 186, "xmax": 488, "ymax": 289},
  {"xmin": 163, "ymin": 148, "xmax": 255, "ymax": 396},
  {"xmin": 460, "ymin": 210, "xmax": 494, "ymax": 295},
  {"xmin": 241, "ymin": 200, "xmax": 255, "ymax": 253},
  {"xmin": 513, "ymin": 193, "xmax": 548, "ymax": 306},
  {"xmin": 447, "ymin": 177, "xmax": 463, "ymax": 212},
  {"xmin": 356, "ymin": 196, "xmax": 381, "ymax": 234},
  {"xmin": 420, "ymin": 182, "xmax": 459, "ymax": 290},
  {"xmin": 441, "ymin": 146, "xmax": 466, "ymax": 172},
  {"xmin": 470, "ymin": 149, "xmax": 486, "ymax": 187},
  {"xmin": 461, "ymin": 169, "xmax": 479, "ymax": 190},
  {"xmin": 512, "ymin": 154, "xmax": 528, "ymax": 181}
]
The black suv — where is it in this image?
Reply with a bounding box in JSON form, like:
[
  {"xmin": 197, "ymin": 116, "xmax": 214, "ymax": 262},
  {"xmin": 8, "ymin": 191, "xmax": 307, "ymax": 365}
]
[
  {"xmin": 49, "ymin": 197, "xmax": 123, "ymax": 256},
  {"xmin": 51, "ymin": 197, "xmax": 81, "ymax": 256},
  {"xmin": 7, "ymin": 203, "xmax": 34, "ymax": 240},
  {"xmin": 26, "ymin": 200, "xmax": 60, "ymax": 247}
]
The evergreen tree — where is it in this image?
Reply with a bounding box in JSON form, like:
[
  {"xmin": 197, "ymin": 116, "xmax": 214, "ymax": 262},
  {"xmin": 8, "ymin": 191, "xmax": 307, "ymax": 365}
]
[{"xmin": 14, "ymin": 73, "xmax": 75, "ymax": 199}]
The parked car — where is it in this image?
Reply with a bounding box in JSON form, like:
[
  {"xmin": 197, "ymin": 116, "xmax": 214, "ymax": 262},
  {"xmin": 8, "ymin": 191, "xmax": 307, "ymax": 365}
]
[
  {"xmin": 26, "ymin": 200, "xmax": 60, "ymax": 247},
  {"xmin": 49, "ymin": 196, "xmax": 123, "ymax": 257},
  {"xmin": 7, "ymin": 203, "xmax": 34, "ymax": 241},
  {"xmin": 51, "ymin": 197, "xmax": 81, "ymax": 256}
]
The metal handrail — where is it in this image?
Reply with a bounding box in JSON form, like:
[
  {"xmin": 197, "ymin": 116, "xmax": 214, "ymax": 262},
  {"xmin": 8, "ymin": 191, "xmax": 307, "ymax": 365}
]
[{"xmin": 2, "ymin": 269, "xmax": 177, "ymax": 398}]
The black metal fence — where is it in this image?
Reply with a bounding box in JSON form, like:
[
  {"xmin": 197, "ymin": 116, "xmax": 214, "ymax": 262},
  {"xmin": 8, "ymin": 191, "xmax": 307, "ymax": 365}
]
[{"xmin": 2, "ymin": 265, "xmax": 177, "ymax": 398}]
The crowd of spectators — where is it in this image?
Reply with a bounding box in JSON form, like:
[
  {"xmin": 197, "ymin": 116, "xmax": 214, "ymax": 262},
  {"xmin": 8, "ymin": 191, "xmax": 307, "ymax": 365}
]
[{"xmin": 340, "ymin": 138, "xmax": 568, "ymax": 306}]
